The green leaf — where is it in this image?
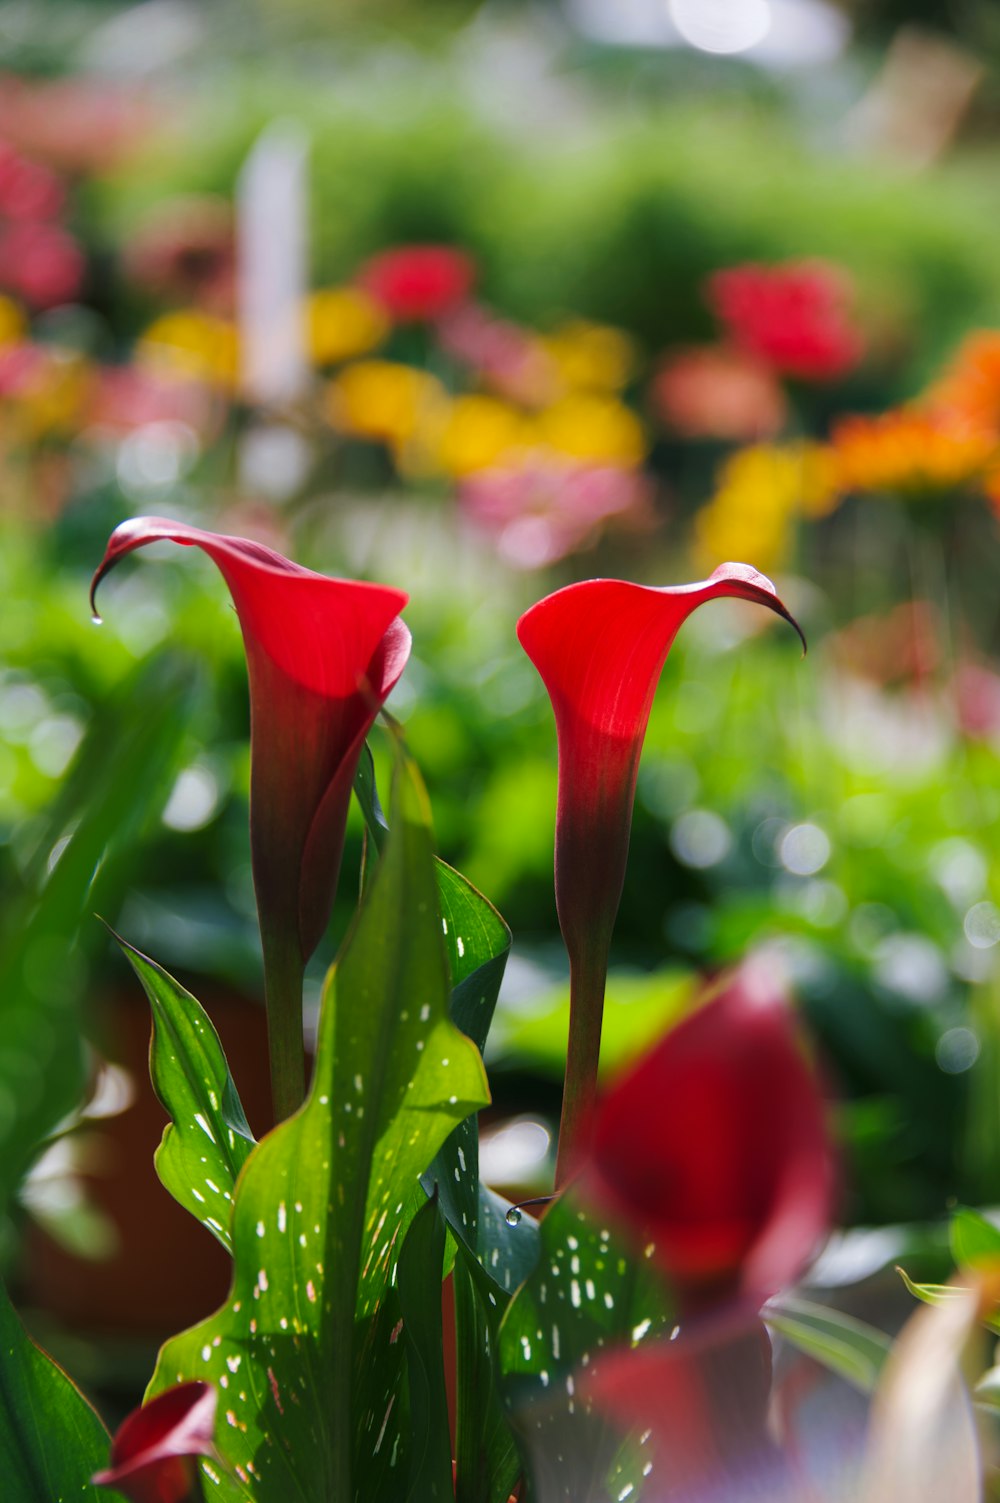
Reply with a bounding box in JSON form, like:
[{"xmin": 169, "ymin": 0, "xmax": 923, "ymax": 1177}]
[
  {"xmin": 453, "ymin": 1253, "xmax": 522, "ymax": 1503},
  {"xmin": 397, "ymin": 1193, "xmax": 453, "ymax": 1503},
  {"xmin": 0, "ymin": 652, "xmax": 201, "ymax": 1212},
  {"xmin": 765, "ymin": 1294, "xmax": 890, "ymax": 1394},
  {"xmin": 497, "ymin": 1193, "xmax": 673, "ymax": 1503},
  {"xmin": 898, "ymin": 1265, "xmax": 1000, "ymax": 1336},
  {"xmin": 897, "ymin": 1267, "xmax": 972, "ymax": 1309},
  {"xmin": 147, "ymin": 752, "xmax": 490, "ymax": 1503},
  {"xmin": 0, "ymin": 1274, "xmax": 117, "ymax": 1503},
  {"xmin": 950, "ymin": 1206, "xmax": 1000, "ymax": 1269},
  {"xmin": 115, "ymin": 937, "xmax": 256, "ymax": 1252}
]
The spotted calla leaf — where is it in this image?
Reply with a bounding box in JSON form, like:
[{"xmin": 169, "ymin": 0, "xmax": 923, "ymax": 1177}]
[
  {"xmin": 356, "ymin": 750, "xmax": 532, "ymax": 1295},
  {"xmin": 496, "ymin": 1192, "xmax": 673, "ymax": 1503},
  {"xmin": 396, "ymin": 1193, "xmax": 453, "ymax": 1503},
  {"xmin": 0, "ymin": 1275, "xmax": 115, "ymax": 1503},
  {"xmin": 146, "ymin": 754, "xmax": 490, "ymax": 1503},
  {"xmin": 115, "ymin": 939, "xmax": 256, "ymax": 1253}
]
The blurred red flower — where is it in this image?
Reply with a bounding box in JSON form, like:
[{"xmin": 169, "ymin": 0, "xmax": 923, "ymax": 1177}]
[
  {"xmin": 652, "ymin": 343, "xmax": 788, "ymax": 440},
  {"xmin": 578, "ymin": 961, "xmax": 835, "ymax": 1306},
  {"xmin": 92, "ymin": 1380, "xmax": 216, "ymax": 1503},
  {"xmin": 358, "ymin": 244, "xmax": 475, "ymax": 323},
  {"xmin": 707, "ymin": 260, "xmax": 864, "ymax": 383},
  {"xmin": 0, "ymin": 218, "xmax": 83, "ymax": 307}
]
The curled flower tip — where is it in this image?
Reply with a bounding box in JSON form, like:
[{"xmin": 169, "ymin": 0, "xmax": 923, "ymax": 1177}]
[{"xmin": 92, "ymin": 1380, "xmax": 217, "ymax": 1503}]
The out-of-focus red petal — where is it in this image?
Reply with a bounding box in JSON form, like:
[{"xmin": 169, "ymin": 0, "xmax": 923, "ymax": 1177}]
[
  {"xmin": 92, "ymin": 1380, "xmax": 216, "ymax": 1503},
  {"xmin": 580, "ymin": 960, "xmax": 835, "ymax": 1304},
  {"xmin": 579, "ymin": 1317, "xmax": 798, "ymax": 1502},
  {"xmin": 91, "ymin": 517, "xmax": 410, "ymax": 962},
  {"xmin": 516, "ymin": 566, "xmax": 803, "ymax": 969}
]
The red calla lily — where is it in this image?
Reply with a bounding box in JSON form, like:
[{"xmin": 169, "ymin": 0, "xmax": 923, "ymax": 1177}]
[
  {"xmin": 516, "ymin": 564, "xmax": 804, "ymax": 1179},
  {"xmin": 579, "ymin": 961, "xmax": 835, "ymax": 1306},
  {"xmin": 92, "ymin": 1380, "xmax": 217, "ymax": 1503},
  {"xmin": 91, "ymin": 517, "xmax": 410, "ymax": 1119}
]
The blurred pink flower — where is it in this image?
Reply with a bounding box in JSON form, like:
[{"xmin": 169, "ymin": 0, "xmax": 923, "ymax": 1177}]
[
  {"xmin": 0, "ymin": 139, "xmax": 63, "ymax": 220},
  {"xmin": 652, "ymin": 344, "xmax": 788, "ymax": 440},
  {"xmin": 123, "ymin": 196, "xmax": 235, "ymax": 315},
  {"xmin": 87, "ymin": 365, "xmax": 214, "ymax": 435},
  {"xmin": 0, "ymin": 73, "xmax": 157, "ymax": 174},
  {"xmin": 459, "ymin": 458, "xmax": 652, "ymax": 568},
  {"xmin": 438, "ymin": 302, "xmax": 555, "ymax": 405},
  {"xmin": 707, "ymin": 260, "xmax": 865, "ymax": 382},
  {"xmin": 358, "ymin": 244, "xmax": 475, "ymax": 323}
]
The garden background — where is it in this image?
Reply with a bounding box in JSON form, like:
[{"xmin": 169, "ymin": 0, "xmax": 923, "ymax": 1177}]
[{"xmin": 5, "ymin": 0, "xmax": 1000, "ymax": 1435}]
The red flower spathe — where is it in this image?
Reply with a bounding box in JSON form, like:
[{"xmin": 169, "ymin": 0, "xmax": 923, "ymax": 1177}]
[
  {"xmin": 517, "ymin": 565, "xmax": 804, "ymax": 977},
  {"xmin": 92, "ymin": 1380, "xmax": 217, "ymax": 1503},
  {"xmin": 580, "ymin": 961, "xmax": 835, "ymax": 1304},
  {"xmin": 91, "ymin": 517, "xmax": 410, "ymax": 966}
]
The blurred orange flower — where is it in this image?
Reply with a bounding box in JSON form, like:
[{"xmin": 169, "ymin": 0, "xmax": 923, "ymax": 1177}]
[
  {"xmin": 652, "ymin": 344, "xmax": 788, "ymax": 440},
  {"xmin": 925, "ymin": 331, "xmax": 1000, "ymax": 435},
  {"xmin": 832, "ymin": 408, "xmax": 998, "ymax": 498}
]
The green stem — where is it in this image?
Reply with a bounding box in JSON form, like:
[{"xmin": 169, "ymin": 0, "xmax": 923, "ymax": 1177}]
[
  {"xmin": 555, "ymin": 941, "xmax": 609, "ymax": 1190},
  {"xmin": 261, "ymin": 930, "xmax": 307, "ymax": 1124}
]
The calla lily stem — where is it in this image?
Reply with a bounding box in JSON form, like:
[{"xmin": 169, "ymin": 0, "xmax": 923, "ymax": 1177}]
[
  {"xmin": 556, "ymin": 940, "xmax": 610, "ymax": 1190},
  {"xmin": 261, "ymin": 931, "xmax": 307, "ymax": 1123}
]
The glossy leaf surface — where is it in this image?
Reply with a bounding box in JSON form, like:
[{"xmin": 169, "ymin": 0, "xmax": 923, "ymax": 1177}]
[
  {"xmin": 118, "ymin": 939, "xmax": 256, "ymax": 1252},
  {"xmin": 146, "ymin": 755, "xmax": 489, "ymax": 1502},
  {"xmin": 0, "ymin": 1275, "xmax": 115, "ymax": 1503}
]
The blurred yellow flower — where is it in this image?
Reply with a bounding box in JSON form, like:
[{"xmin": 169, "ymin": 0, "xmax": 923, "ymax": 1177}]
[
  {"xmin": 693, "ymin": 442, "xmax": 840, "ymax": 573},
  {"xmin": 542, "ymin": 320, "xmax": 636, "ymax": 392},
  {"xmin": 137, "ymin": 311, "xmax": 239, "ymax": 390},
  {"xmin": 326, "ymin": 360, "xmax": 448, "ymax": 468},
  {"xmin": 0, "ymin": 295, "xmax": 26, "ymax": 345},
  {"xmin": 536, "ymin": 394, "xmax": 647, "ymax": 467},
  {"xmin": 306, "ymin": 286, "xmax": 389, "ymax": 367},
  {"xmin": 3, "ymin": 346, "xmax": 93, "ymax": 441},
  {"xmin": 832, "ymin": 408, "xmax": 997, "ymax": 498},
  {"xmin": 435, "ymin": 394, "xmax": 531, "ymax": 476}
]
